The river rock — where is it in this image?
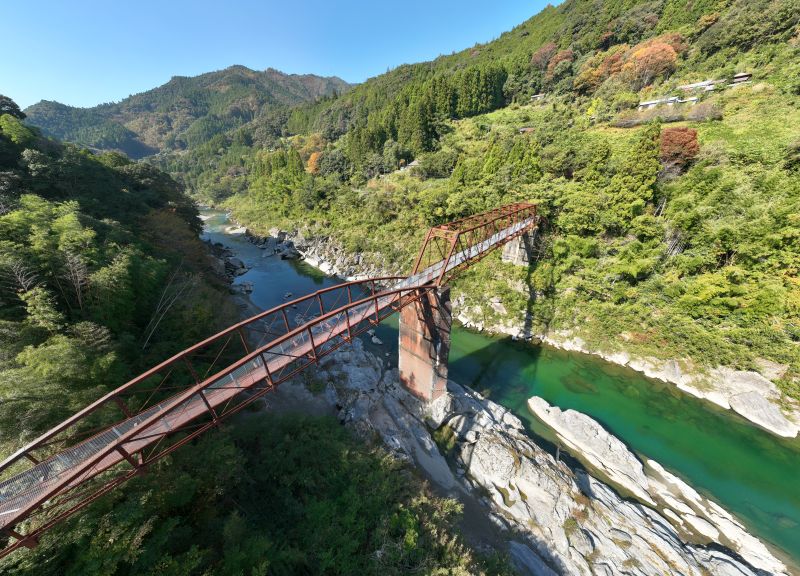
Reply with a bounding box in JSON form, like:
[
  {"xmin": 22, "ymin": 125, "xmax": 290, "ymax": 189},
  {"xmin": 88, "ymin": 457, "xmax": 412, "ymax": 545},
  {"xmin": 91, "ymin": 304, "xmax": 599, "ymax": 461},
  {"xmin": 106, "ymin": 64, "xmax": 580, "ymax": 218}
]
[
  {"xmin": 278, "ymin": 243, "xmax": 302, "ymax": 260},
  {"xmin": 268, "ymin": 227, "xmax": 286, "ymax": 242},
  {"xmin": 526, "ymin": 396, "xmax": 788, "ymax": 574},
  {"xmin": 508, "ymin": 541, "xmax": 559, "ymax": 576},
  {"xmin": 273, "ymin": 337, "xmax": 787, "ymax": 576},
  {"xmin": 729, "ymin": 391, "xmax": 798, "ymax": 437},
  {"xmin": 488, "ymin": 296, "xmax": 507, "ymax": 315},
  {"xmin": 225, "ymin": 256, "xmax": 248, "ymax": 276},
  {"xmin": 527, "ymin": 396, "xmax": 655, "ymax": 505},
  {"xmin": 240, "ymin": 226, "xmax": 789, "ymax": 574}
]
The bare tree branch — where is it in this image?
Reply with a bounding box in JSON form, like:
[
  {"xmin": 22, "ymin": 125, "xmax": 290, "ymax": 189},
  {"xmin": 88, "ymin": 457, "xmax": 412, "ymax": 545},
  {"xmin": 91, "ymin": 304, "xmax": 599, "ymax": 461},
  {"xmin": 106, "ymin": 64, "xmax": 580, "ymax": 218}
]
[
  {"xmin": 61, "ymin": 250, "xmax": 89, "ymax": 313},
  {"xmin": 1, "ymin": 260, "xmax": 39, "ymax": 294},
  {"xmin": 140, "ymin": 263, "xmax": 196, "ymax": 351}
]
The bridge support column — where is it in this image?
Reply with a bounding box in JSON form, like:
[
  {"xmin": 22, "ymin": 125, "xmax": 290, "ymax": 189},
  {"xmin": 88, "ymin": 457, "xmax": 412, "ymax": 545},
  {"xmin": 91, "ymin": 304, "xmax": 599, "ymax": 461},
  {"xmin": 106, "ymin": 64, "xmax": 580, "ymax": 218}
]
[
  {"xmin": 398, "ymin": 287, "xmax": 451, "ymax": 402},
  {"xmin": 501, "ymin": 231, "xmax": 535, "ymax": 266}
]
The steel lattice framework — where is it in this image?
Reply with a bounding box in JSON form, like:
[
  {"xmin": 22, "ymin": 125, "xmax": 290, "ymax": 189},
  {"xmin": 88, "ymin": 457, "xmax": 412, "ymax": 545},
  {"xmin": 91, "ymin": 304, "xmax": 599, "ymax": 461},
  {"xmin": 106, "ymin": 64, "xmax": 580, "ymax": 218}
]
[{"xmin": 0, "ymin": 202, "xmax": 538, "ymax": 558}]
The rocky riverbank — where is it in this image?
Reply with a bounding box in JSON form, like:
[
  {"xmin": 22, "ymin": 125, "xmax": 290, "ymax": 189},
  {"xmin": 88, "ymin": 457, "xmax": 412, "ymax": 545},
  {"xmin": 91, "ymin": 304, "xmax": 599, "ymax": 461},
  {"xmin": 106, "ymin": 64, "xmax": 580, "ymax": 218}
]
[
  {"xmin": 527, "ymin": 397, "xmax": 787, "ymax": 573},
  {"xmin": 241, "ymin": 226, "xmax": 404, "ymax": 280},
  {"xmin": 233, "ymin": 222, "xmax": 800, "ymax": 438},
  {"xmin": 267, "ymin": 338, "xmax": 788, "ymax": 575}
]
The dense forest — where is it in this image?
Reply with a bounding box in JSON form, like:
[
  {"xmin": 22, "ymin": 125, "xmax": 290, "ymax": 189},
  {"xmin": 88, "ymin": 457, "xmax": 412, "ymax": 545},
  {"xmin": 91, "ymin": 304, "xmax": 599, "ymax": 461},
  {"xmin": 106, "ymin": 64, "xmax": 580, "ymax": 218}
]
[
  {"xmin": 133, "ymin": 0, "xmax": 800, "ymax": 402},
  {"xmin": 0, "ymin": 100, "xmax": 508, "ymax": 574},
  {"xmin": 24, "ymin": 67, "xmax": 350, "ymax": 158}
]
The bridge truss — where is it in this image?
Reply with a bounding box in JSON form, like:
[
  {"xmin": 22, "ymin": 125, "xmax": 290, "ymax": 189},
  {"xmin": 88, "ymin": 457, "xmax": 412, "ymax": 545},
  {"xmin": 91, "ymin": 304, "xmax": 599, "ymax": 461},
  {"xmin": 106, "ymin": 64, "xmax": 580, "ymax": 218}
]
[{"xmin": 0, "ymin": 202, "xmax": 538, "ymax": 558}]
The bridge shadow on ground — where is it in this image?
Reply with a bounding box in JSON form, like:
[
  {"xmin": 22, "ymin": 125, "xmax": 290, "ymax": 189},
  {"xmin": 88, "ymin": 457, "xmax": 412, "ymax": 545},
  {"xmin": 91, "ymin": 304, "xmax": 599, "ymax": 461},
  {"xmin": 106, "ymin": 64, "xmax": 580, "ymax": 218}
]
[{"xmin": 521, "ymin": 228, "xmax": 556, "ymax": 341}]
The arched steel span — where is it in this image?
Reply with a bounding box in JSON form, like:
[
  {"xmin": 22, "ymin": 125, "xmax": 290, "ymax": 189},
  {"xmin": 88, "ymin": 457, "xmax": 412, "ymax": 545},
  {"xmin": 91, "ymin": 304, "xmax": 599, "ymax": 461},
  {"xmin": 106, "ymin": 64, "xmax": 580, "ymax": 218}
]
[{"xmin": 0, "ymin": 202, "xmax": 538, "ymax": 558}]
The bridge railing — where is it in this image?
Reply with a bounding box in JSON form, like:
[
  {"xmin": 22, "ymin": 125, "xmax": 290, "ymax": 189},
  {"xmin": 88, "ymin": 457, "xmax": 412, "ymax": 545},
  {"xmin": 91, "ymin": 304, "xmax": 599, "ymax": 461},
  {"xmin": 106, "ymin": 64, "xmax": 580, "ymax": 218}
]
[
  {"xmin": 0, "ymin": 280, "xmax": 434, "ymax": 552},
  {"xmin": 0, "ymin": 201, "xmax": 541, "ymax": 557},
  {"xmin": 0, "ymin": 278, "xmax": 406, "ymax": 513},
  {"xmin": 412, "ymin": 202, "xmax": 538, "ymax": 285}
]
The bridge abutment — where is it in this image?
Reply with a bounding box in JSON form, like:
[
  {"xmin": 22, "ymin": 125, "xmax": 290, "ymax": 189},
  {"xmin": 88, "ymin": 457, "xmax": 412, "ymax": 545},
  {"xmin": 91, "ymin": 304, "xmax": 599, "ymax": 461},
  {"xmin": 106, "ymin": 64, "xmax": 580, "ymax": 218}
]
[
  {"xmin": 501, "ymin": 231, "xmax": 535, "ymax": 266},
  {"xmin": 398, "ymin": 287, "xmax": 451, "ymax": 402}
]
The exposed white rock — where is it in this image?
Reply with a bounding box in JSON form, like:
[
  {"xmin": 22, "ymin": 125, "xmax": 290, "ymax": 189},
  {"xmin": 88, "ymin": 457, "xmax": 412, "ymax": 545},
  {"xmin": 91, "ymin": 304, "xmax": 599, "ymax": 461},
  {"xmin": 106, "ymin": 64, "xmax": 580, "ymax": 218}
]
[
  {"xmin": 645, "ymin": 459, "xmax": 787, "ymax": 574},
  {"xmin": 729, "ymin": 391, "xmax": 798, "ymax": 438},
  {"xmin": 450, "ymin": 303, "xmax": 800, "ymax": 439},
  {"xmin": 527, "ymin": 396, "xmax": 655, "ymax": 505},
  {"xmin": 508, "ymin": 541, "xmax": 559, "ymax": 576},
  {"xmin": 683, "ymin": 514, "xmax": 720, "ymax": 540},
  {"xmin": 276, "ymin": 339, "xmax": 787, "ymax": 576},
  {"xmin": 524, "ymin": 396, "xmax": 787, "ymax": 575},
  {"xmin": 488, "ymin": 296, "xmax": 508, "ymax": 315},
  {"xmin": 258, "ymin": 231, "xmax": 793, "ymax": 572}
]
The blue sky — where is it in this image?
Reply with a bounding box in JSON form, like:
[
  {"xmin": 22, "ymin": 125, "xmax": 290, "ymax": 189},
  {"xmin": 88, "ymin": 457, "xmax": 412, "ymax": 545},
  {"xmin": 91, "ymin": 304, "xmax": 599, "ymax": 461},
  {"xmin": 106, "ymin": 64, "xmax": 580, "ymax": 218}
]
[{"xmin": 1, "ymin": 0, "xmax": 554, "ymax": 110}]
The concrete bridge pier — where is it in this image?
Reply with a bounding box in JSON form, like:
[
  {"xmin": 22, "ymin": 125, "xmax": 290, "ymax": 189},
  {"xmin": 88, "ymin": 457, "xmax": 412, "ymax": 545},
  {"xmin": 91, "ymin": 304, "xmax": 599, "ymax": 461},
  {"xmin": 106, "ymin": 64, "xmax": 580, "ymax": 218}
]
[
  {"xmin": 398, "ymin": 287, "xmax": 452, "ymax": 402},
  {"xmin": 501, "ymin": 231, "xmax": 535, "ymax": 266}
]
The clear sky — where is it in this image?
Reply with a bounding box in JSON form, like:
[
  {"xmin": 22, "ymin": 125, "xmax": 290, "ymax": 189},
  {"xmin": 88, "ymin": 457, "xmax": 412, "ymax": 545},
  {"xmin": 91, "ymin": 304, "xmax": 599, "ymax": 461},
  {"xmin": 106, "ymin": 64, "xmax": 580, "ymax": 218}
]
[{"xmin": 1, "ymin": 0, "xmax": 555, "ymax": 110}]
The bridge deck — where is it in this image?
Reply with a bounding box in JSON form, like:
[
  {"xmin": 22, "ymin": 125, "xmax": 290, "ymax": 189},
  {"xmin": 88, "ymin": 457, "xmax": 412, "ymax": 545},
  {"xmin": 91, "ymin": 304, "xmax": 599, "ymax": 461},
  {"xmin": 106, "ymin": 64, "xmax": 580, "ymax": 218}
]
[{"xmin": 0, "ymin": 207, "xmax": 536, "ymax": 548}]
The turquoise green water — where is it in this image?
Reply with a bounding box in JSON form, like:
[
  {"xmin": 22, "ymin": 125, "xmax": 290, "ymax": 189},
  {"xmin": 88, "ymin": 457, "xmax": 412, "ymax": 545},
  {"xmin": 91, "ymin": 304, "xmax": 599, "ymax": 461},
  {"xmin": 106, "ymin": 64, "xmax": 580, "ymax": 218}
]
[
  {"xmin": 447, "ymin": 330, "xmax": 800, "ymax": 567},
  {"xmin": 203, "ymin": 210, "xmax": 800, "ymax": 567}
]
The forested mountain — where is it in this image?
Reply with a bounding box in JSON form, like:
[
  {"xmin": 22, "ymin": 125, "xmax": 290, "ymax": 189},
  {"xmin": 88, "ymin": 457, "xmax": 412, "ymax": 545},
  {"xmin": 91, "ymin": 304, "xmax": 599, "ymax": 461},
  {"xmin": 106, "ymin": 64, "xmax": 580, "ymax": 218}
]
[
  {"xmin": 0, "ymin": 103, "xmax": 237, "ymax": 449},
  {"xmin": 157, "ymin": 0, "xmax": 800, "ymax": 405},
  {"xmin": 23, "ymin": 66, "xmax": 350, "ymax": 158}
]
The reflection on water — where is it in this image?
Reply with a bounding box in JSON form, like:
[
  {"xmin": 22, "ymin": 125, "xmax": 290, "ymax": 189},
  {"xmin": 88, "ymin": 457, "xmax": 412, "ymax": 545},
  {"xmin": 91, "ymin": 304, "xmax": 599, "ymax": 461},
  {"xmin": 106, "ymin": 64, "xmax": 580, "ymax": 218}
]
[{"xmin": 203, "ymin": 209, "xmax": 800, "ymax": 566}]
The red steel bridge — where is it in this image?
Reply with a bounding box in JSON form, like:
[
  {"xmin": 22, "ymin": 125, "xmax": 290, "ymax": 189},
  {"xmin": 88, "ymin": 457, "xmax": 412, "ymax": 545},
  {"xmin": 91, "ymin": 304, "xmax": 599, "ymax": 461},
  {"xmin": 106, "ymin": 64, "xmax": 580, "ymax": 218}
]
[{"xmin": 0, "ymin": 202, "xmax": 539, "ymax": 558}]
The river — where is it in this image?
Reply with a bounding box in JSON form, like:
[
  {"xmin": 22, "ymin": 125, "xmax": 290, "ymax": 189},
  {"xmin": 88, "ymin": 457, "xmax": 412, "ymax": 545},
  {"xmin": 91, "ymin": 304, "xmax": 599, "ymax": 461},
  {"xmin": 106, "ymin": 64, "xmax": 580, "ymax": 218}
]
[{"xmin": 201, "ymin": 209, "xmax": 800, "ymax": 568}]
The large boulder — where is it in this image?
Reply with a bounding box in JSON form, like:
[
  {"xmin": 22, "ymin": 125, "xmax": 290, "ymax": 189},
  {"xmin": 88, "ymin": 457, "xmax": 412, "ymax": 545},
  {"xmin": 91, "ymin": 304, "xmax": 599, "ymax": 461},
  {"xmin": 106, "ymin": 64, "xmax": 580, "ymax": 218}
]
[
  {"xmin": 527, "ymin": 396, "xmax": 655, "ymax": 505},
  {"xmin": 729, "ymin": 391, "xmax": 798, "ymax": 438}
]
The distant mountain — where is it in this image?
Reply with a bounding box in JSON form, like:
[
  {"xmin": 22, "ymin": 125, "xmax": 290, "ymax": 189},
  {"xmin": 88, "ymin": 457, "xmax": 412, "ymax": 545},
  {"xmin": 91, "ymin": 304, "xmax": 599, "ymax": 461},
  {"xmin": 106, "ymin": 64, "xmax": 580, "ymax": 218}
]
[{"xmin": 24, "ymin": 66, "xmax": 351, "ymax": 158}]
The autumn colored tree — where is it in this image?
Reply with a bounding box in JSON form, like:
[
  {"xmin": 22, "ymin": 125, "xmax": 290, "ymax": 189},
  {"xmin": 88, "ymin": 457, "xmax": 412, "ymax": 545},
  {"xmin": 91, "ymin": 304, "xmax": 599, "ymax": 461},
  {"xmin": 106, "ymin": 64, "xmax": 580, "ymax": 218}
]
[
  {"xmin": 531, "ymin": 42, "xmax": 558, "ymax": 70},
  {"xmin": 650, "ymin": 32, "xmax": 688, "ymax": 54},
  {"xmin": 622, "ymin": 41, "xmax": 678, "ymax": 90},
  {"xmin": 574, "ymin": 46, "xmax": 628, "ymax": 93},
  {"xmin": 307, "ymin": 151, "xmax": 321, "ymax": 174},
  {"xmin": 546, "ymin": 49, "xmax": 575, "ymax": 80},
  {"xmin": 660, "ymin": 127, "xmax": 699, "ymax": 172}
]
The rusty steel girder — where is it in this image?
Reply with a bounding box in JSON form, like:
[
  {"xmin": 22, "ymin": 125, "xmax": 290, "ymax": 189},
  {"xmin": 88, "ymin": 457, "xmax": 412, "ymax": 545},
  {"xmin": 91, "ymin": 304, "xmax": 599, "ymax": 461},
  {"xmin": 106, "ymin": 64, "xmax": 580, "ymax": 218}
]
[{"xmin": 411, "ymin": 202, "xmax": 538, "ymax": 285}]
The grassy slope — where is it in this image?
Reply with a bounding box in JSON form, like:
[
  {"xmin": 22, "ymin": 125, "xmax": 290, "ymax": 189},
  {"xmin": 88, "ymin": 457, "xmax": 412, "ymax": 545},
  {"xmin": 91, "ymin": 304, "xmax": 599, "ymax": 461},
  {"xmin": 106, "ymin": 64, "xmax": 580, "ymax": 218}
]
[{"xmin": 227, "ymin": 76, "xmax": 800, "ymax": 400}]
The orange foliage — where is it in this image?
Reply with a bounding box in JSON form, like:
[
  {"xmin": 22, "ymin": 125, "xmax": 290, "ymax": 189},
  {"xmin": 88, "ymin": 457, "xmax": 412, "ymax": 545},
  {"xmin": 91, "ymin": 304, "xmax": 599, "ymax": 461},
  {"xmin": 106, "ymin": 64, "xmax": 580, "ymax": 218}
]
[
  {"xmin": 574, "ymin": 33, "xmax": 686, "ymax": 93},
  {"xmin": 574, "ymin": 46, "xmax": 628, "ymax": 92},
  {"xmin": 545, "ymin": 49, "xmax": 575, "ymax": 79},
  {"xmin": 644, "ymin": 32, "xmax": 688, "ymax": 55},
  {"xmin": 298, "ymin": 133, "xmax": 325, "ymax": 160},
  {"xmin": 622, "ymin": 42, "xmax": 678, "ymax": 90},
  {"xmin": 660, "ymin": 127, "xmax": 699, "ymax": 170},
  {"xmin": 306, "ymin": 151, "xmax": 321, "ymax": 174}
]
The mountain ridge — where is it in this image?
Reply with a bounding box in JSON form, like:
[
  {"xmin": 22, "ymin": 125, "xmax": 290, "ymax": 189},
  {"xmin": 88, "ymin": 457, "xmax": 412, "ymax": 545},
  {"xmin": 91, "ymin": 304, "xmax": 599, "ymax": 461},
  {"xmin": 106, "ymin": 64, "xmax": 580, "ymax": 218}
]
[{"xmin": 24, "ymin": 65, "xmax": 351, "ymax": 158}]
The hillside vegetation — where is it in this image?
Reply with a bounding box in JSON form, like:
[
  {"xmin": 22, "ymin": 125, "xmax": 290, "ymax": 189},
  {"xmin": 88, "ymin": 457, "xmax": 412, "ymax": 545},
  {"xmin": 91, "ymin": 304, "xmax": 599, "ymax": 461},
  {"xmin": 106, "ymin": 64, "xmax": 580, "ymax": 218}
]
[
  {"xmin": 24, "ymin": 67, "xmax": 350, "ymax": 158},
  {"xmin": 147, "ymin": 0, "xmax": 799, "ymax": 400},
  {"xmin": 0, "ymin": 102, "xmax": 511, "ymax": 575}
]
